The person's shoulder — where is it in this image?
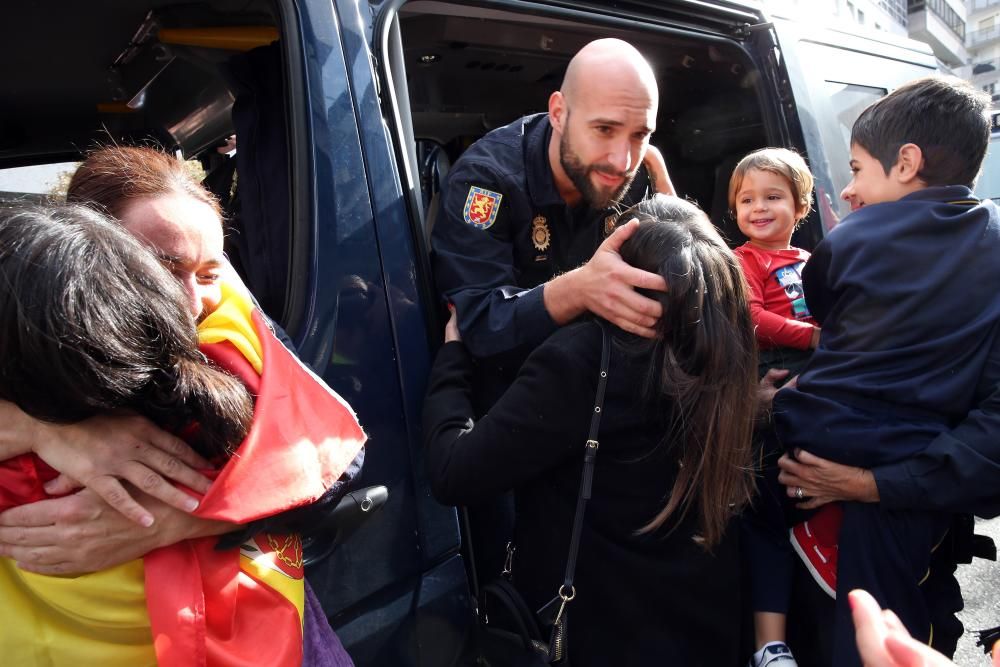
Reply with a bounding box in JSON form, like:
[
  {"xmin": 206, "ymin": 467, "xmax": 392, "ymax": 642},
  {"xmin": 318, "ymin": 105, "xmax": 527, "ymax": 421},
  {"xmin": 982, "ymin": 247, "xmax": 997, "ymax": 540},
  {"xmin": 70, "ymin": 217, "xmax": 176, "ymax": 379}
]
[
  {"xmin": 451, "ymin": 114, "xmax": 539, "ymax": 180},
  {"xmin": 786, "ymin": 244, "xmax": 811, "ymax": 261},
  {"xmin": 733, "ymin": 242, "xmax": 760, "ymax": 261},
  {"xmin": 733, "ymin": 243, "xmax": 767, "ymax": 272},
  {"xmin": 534, "ymin": 320, "xmax": 606, "ymax": 366}
]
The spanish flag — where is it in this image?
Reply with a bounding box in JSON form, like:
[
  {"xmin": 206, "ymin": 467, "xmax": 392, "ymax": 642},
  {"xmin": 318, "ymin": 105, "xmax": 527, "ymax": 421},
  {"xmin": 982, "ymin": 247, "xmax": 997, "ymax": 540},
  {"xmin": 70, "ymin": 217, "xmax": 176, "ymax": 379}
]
[{"xmin": 0, "ymin": 282, "xmax": 367, "ymax": 666}]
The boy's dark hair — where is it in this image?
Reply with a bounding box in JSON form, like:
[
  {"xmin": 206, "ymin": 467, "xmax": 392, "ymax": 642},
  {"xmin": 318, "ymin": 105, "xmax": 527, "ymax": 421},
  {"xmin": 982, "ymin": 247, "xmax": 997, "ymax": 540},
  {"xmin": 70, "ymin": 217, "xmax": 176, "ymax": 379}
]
[
  {"xmin": 851, "ymin": 76, "xmax": 991, "ymax": 187},
  {"xmin": 0, "ymin": 204, "xmax": 252, "ymax": 459}
]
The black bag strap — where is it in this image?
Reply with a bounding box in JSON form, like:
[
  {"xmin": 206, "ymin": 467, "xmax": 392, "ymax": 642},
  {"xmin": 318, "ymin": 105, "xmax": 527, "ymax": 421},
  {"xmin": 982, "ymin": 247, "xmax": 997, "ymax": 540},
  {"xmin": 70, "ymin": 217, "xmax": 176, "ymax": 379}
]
[{"xmin": 559, "ymin": 322, "xmax": 611, "ymax": 597}]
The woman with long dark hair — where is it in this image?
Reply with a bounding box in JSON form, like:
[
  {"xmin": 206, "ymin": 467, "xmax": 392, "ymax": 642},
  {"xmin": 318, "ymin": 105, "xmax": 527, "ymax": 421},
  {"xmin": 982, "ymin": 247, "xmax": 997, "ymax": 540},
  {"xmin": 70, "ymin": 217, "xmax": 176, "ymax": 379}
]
[
  {"xmin": 423, "ymin": 194, "xmax": 758, "ymax": 664},
  {"xmin": 0, "ymin": 204, "xmax": 252, "ymax": 457}
]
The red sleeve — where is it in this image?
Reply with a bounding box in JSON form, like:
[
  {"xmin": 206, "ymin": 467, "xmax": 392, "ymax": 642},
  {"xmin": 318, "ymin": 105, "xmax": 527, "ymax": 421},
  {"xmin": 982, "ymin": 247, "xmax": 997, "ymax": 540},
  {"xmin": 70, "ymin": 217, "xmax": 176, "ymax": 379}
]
[{"xmin": 736, "ymin": 247, "xmax": 816, "ymax": 350}]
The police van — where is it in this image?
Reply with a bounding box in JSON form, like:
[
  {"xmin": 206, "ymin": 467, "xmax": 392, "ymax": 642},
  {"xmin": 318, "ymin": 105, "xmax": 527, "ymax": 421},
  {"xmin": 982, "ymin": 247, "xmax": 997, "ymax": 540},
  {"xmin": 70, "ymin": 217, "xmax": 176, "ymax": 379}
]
[{"xmin": 0, "ymin": 1, "xmax": 938, "ymax": 664}]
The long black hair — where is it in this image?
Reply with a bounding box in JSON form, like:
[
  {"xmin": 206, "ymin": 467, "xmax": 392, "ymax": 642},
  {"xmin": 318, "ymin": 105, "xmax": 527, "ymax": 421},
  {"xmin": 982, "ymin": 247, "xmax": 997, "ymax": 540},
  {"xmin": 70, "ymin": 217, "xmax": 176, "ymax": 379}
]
[
  {"xmin": 0, "ymin": 204, "xmax": 251, "ymax": 458},
  {"xmin": 618, "ymin": 195, "xmax": 757, "ymax": 548}
]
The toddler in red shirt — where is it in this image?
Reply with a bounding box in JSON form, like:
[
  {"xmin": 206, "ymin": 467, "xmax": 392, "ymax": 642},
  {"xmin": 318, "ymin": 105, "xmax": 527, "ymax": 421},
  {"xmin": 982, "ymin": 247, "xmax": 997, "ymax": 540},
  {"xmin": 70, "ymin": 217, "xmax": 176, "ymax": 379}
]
[{"xmin": 730, "ymin": 148, "xmax": 820, "ymax": 381}]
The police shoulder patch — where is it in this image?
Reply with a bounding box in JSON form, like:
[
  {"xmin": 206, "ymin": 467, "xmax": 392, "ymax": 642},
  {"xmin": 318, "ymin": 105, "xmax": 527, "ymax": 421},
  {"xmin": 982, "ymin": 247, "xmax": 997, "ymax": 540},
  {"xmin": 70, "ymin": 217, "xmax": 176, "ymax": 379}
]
[{"xmin": 463, "ymin": 186, "xmax": 503, "ymax": 229}]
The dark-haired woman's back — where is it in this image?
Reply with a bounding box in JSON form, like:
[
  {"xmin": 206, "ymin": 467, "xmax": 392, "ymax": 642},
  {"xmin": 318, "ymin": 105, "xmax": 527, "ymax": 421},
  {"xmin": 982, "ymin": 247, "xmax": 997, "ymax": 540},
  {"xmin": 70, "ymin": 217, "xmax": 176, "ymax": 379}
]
[
  {"xmin": 425, "ymin": 195, "xmax": 755, "ymax": 666},
  {"xmin": 424, "ymin": 319, "xmax": 742, "ymax": 665}
]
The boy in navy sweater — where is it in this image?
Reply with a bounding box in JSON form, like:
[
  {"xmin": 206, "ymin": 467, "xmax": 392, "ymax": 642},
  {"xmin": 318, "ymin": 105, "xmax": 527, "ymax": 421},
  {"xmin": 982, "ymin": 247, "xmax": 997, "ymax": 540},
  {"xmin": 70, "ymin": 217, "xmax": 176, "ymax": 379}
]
[{"xmin": 747, "ymin": 77, "xmax": 1000, "ymax": 667}]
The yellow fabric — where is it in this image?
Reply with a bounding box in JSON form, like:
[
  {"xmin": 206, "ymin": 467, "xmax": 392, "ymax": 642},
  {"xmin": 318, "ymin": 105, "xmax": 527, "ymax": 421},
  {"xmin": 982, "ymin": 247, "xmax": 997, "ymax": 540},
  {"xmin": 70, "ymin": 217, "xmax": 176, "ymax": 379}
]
[
  {"xmin": 198, "ymin": 282, "xmax": 264, "ymax": 374},
  {"xmin": 0, "ymin": 558, "xmax": 155, "ymax": 666},
  {"xmin": 238, "ymin": 535, "xmax": 306, "ymax": 626}
]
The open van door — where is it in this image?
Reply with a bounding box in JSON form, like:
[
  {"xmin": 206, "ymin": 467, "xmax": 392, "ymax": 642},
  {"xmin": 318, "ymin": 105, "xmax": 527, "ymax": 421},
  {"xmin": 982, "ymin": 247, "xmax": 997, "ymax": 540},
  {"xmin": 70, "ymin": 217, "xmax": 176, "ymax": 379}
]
[{"xmin": 762, "ymin": 16, "xmax": 937, "ymax": 233}]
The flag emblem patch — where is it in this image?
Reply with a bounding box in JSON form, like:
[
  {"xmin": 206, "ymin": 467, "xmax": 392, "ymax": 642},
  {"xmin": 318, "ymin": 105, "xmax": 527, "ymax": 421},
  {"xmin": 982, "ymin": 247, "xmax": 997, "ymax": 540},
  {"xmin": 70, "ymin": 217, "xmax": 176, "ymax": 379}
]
[{"xmin": 463, "ymin": 186, "xmax": 503, "ymax": 229}]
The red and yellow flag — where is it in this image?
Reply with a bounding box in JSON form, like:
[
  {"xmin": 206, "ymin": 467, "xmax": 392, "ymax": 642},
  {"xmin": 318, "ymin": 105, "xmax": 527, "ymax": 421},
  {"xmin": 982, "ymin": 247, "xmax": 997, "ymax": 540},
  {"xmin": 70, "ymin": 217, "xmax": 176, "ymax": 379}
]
[{"xmin": 0, "ymin": 283, "xmax": 367, "ymax": 667}]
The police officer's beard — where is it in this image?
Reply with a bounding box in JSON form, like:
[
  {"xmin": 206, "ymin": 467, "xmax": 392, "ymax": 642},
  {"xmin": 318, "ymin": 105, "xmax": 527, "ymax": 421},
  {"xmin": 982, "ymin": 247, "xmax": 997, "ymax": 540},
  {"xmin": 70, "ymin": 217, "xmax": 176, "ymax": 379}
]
[{"xmin": 559, "ymin": 133, "xmax": 637, "ymax": 209}]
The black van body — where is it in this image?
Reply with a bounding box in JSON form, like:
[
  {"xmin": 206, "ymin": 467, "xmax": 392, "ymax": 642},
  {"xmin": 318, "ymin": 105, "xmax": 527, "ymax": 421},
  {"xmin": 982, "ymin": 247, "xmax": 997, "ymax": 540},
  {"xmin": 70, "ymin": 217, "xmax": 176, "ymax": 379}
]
[{"xmin": 0, "ymin": 1, "xmax": 938, "ymax": 664}]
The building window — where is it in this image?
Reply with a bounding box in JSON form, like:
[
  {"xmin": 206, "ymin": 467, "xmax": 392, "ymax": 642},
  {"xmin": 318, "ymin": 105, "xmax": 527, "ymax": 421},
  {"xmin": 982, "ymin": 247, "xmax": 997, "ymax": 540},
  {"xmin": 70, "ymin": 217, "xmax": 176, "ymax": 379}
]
[
  {"xmin": 878, "ymin": 0, "xmax": 907, "ymax": 26},
  {"xmin": 847, "ymin": 0, "xmax": 856, "ymax": 20},
  {"xmin": 858, "ymin": 8, "xmax": 866, "ymax": 24},
  {"xmin": 985, "ymin": 83, "xmax": 996, "ymax": 96},
  {"xmin": 908, "ymin": 0, "xmax": 966, "ymax": 40}
]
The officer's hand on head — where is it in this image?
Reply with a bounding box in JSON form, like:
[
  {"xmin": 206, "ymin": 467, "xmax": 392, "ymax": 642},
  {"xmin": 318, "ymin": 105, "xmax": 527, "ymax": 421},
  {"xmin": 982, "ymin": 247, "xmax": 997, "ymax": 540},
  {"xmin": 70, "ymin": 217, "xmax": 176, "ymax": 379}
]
[
  {"xmin": 642, "ymin": 145, "xmax": 676, "ymax": 196},
  {"xmin": 580, "ymin": 219, "xmax": 666, "ymax": 337}
]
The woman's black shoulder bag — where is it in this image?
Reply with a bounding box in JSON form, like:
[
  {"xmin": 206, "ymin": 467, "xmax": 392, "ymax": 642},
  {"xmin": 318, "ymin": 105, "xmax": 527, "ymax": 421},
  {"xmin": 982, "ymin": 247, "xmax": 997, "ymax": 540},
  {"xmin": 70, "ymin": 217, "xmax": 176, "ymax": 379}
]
[{"xmin": 478, "ymin": 323, "xmax": 611, "ymax": 665}]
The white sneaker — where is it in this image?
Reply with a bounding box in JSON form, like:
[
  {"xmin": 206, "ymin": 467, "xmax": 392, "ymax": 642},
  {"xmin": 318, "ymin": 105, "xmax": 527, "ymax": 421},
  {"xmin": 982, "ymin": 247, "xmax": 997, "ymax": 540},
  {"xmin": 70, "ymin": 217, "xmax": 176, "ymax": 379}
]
[{"xmin": 748, "ymin": 641, "xmax": 798, "ymax": 667}]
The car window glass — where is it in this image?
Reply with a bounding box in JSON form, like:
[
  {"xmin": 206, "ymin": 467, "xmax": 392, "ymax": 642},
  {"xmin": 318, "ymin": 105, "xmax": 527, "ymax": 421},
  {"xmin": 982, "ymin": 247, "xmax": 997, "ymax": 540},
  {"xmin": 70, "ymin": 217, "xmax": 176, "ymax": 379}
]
[
  {"xmin": 818, "ymin": 81, "xmax": 885, "ymax": 219},
  {"xmin": 0, "ymin": 162, "xmax": 79, "ymax": 202}
]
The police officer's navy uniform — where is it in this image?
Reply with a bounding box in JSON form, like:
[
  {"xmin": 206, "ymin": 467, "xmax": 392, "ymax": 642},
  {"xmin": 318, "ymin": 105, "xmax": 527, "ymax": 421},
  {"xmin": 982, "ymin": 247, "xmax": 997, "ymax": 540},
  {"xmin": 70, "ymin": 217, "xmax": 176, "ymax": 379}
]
[{"xmin": 431, "ymin": 112, "xmax": 649, "ymax": 363}]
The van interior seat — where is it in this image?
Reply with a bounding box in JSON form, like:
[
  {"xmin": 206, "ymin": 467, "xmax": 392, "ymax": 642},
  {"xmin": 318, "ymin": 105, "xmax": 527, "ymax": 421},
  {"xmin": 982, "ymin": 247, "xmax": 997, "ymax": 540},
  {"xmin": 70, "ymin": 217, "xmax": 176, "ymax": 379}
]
[{"xmin": 416, "ymin": 139, "xmax": 451, "ymax": 242}]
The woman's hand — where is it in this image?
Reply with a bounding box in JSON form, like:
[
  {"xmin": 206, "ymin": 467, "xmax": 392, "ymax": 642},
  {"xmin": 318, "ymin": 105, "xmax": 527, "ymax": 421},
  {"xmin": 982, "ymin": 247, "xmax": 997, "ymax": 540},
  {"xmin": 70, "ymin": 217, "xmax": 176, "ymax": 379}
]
[
  {"xmin": 0, "ymin": 487, "xmax": 234, "ymax": 575},
  {"xmin": 31, "ymin": 413, "xmax": 213, "ymax": 526},
  {"xmin": 444, "ymin": 306, "xmax": 462, "ymax": 343},
  {"xmin": 777, "ymin": 449, "xmax": 879, "ymax": 509}
]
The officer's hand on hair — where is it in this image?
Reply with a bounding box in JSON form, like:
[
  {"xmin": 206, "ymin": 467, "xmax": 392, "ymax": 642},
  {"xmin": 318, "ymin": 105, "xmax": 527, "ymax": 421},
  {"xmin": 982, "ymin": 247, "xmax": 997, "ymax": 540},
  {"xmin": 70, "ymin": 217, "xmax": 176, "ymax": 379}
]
[
  {"xmin": 642, "ymin": 145, "xmax": 676, "ymax": 196},
  {"xmin": 544, "ymin": 219, "xmax": 666, "ymax": 338}
]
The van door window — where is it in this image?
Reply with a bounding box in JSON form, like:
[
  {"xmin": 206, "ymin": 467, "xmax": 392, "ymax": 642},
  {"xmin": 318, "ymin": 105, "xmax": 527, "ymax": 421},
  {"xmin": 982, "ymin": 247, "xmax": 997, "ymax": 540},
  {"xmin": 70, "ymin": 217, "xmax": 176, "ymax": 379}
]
[
  {"xmin": 0, "ymin": 162, "xmax": 79, "ymax": 202},
  {"xmin": 769, "ymin": 21, "xmax": 936, "ymax": 233},
  {"xmin": 817, "ymin": 82, "xmax": 885, "ymax": 219}
]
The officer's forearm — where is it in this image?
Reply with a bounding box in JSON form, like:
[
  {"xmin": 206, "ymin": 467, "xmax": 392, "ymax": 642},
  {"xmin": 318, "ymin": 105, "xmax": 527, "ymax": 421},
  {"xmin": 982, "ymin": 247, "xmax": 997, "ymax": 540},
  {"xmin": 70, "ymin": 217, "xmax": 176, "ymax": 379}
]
[{"xmin": 542, "ymin": 270, "xmax": 587, "ymax": 325}]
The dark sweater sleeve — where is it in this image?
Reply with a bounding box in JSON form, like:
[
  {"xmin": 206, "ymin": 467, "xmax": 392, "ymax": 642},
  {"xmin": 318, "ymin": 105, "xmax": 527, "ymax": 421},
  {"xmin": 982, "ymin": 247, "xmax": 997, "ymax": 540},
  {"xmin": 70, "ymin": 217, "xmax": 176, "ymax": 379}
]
[
  {"xmin": 874, "ymin": 325, "xmax": 1000, "ymax": 517},
  {"xmin": 423, "ymin": 329, "xmax": 599, "ymax": 507}
]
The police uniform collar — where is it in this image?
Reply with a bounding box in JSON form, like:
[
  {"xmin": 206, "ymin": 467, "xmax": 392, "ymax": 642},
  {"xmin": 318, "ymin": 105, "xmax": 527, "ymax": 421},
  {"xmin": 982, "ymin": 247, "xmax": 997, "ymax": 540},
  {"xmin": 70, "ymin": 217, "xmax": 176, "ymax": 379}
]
[{"xmin": 524, "ymin": 113, "xmax": 568, "ymax": 209}]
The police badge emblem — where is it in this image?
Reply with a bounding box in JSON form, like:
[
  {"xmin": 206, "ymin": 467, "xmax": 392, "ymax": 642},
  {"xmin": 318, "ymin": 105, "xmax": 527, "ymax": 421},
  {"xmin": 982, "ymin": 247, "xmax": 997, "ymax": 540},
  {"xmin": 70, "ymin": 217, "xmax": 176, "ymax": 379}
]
[
  {"xmin": 531, "ymin": 215, "xmax": 551, "ymax": 251},
  {"xmin": 604, "ymin": 215, "xmax": 617, "ymax": 237},
  {"xmin": 464, "ymin": 186, "xmax": 503, "ymax": 229}
]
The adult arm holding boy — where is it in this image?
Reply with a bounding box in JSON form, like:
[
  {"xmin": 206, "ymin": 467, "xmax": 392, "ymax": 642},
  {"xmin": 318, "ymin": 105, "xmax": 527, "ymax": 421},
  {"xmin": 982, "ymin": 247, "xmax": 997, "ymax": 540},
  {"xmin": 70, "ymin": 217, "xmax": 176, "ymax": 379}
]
[{"xmin": 780, "ymin": 335, "xmax": 1000, "ymax": 516}]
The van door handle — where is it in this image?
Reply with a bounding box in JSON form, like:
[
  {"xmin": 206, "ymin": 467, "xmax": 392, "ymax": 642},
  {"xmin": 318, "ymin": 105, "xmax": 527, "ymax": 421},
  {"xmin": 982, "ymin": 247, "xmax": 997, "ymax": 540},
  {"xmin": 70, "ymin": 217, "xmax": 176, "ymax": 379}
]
[{"xmin": 303, "ymin": 485, "xmax": 389, "ymax": 565}]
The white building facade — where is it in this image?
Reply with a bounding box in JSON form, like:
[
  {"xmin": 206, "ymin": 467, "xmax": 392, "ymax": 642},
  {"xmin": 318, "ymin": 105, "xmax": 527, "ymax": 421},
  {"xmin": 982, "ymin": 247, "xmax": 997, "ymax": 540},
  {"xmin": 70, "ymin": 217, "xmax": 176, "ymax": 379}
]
[
  {"xmin": 764, "ymin": 0, "xmax": 968, "ymax": 70},
  {"xmin": 966, "ymin": 0, "xmax": 1000, "ymax": 101}
]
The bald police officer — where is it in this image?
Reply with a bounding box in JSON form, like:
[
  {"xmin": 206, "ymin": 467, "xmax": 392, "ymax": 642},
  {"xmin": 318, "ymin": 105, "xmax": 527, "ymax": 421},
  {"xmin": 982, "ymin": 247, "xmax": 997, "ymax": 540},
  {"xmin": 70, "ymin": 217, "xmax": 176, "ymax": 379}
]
[{"xmin": 432, "ymin": 38, "xmax": 674, "ymax": 376}]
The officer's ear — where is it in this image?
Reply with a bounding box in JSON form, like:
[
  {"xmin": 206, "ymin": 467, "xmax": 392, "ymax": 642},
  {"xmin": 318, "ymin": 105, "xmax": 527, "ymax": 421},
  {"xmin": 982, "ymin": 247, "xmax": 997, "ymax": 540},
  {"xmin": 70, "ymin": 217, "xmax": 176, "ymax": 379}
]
[{"xmin": 549, "ymin": 90, "xmax": 567, "ymax": 134}]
